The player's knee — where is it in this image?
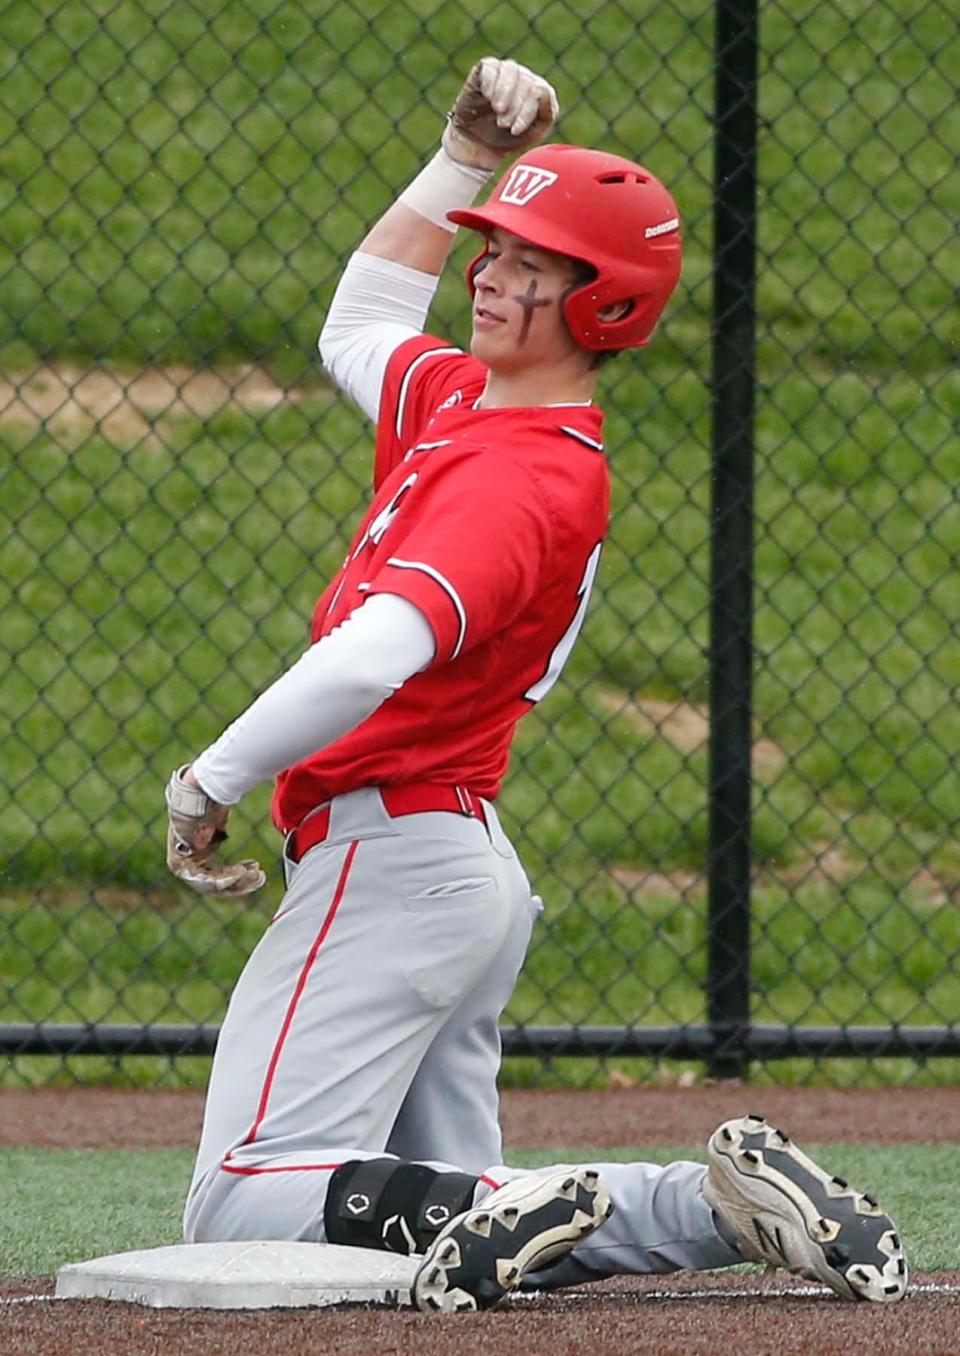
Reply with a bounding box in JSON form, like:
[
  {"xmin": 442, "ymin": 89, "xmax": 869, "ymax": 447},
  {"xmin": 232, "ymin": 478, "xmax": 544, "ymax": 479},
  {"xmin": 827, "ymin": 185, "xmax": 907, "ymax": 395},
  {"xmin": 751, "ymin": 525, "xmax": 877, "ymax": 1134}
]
[
  {"xmin": 183, "ymin": 1190, "xmax": 223, "ymax": 1244},
  {"xmin": 182, "ymin": 1176, "xmax": 242, "ymax": 1245},
  {"xmin": 324, "ymin": 1157, "xmax": 477, "ymax": 1255},
  {"xmin": 183, "ymin": 1195, "xmax": 269, "ymax": 1245}
]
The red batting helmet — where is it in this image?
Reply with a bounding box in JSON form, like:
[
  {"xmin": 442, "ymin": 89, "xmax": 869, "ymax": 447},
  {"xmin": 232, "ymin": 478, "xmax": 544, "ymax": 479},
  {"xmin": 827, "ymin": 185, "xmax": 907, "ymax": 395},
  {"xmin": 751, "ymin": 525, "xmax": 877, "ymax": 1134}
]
[{"xmin": 447, "ymin": 144, "xmax": 682, "ymax": 351}]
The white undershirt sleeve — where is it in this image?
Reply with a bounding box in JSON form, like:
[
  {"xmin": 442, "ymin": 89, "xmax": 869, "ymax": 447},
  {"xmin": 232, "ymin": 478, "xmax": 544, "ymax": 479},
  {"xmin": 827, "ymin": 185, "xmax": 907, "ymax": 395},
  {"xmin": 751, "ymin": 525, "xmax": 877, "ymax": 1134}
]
[
  {"xmin": 317, "ymin": 146, "xmax": 490, "ymax": 421},
  {"xmin": 191, "ymin": 593, "xmax": 436, "ymax": 805},
  {"xmin": 318, "ymin": 254, "xmax": 440, "ymax": 422}
]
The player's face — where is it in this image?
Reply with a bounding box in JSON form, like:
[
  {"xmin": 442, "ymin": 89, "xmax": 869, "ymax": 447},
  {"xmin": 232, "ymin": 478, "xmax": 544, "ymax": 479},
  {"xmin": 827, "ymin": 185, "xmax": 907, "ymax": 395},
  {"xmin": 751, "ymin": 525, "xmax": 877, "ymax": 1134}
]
[{"xmin": 469, "ymin": 229, "xmax": 588, "ymax": 374}]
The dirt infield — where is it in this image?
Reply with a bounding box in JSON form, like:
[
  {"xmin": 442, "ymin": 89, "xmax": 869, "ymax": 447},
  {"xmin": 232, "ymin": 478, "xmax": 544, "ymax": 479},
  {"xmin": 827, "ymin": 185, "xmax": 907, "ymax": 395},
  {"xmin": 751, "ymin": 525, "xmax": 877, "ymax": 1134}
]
[
  {"xmin": 2, "ymin": 1086, "xmax": 959, "ymax": 1355},
  {"xmin": 1, "ymin": 1083, "xmax": 958, "ymax": 1149},
  {"xmin": 2, "ymin": 1271, "xmax": 958, "ymax": 1356}
]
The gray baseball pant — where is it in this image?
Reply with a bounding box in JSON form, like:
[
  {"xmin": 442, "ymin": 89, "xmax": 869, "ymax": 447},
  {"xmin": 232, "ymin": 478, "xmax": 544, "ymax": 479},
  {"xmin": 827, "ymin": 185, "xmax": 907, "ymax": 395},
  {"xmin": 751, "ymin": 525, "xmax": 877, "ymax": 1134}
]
[{"xmin": 183, "ymin": 788, "xmax": 738, "ymax": 1280}]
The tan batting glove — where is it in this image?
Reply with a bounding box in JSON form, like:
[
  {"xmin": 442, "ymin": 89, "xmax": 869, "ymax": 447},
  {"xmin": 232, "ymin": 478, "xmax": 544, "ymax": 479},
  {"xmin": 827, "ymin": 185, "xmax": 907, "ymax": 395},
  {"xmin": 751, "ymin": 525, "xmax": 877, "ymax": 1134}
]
[
  {"xmin": 442, "ymin": 57, "xmax": 560, "ymax": 172},
  {"xmin": 165, "ymin": 765, "xmax": 266, "ymax": 897}
]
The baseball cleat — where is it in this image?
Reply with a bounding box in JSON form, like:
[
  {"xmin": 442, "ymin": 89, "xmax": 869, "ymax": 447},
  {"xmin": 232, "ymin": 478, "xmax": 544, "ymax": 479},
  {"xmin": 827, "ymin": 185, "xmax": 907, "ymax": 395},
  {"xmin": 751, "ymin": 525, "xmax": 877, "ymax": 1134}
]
[
  {"xmin": 412, "ymin": 1167, "xmax": 613, "ymax": 1313},
  {"xmin": 703, "ymin": 1113, "xmax": 907, "ymax": 1302}
]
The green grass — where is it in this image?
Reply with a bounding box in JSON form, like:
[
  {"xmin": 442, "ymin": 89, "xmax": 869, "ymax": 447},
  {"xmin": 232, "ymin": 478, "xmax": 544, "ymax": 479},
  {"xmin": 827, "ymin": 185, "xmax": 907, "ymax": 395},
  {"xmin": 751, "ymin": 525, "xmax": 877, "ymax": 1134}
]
[
  {"xmin": 3, "ymin": 836, "xmax": 960, "ymax": 1081},
  {"xmin": 3, "ymin": 366, "xmax": 958, "ymax": 884},
  {"xmin": 0, "ymin": 0, "xmax": 955, "ymax": 377},
  {"xmin": 2, "ymin": 365, "xmax": 960, "ymax": 1066},
  {"xmin": 2, "ymin": 1144, "xmax": 955, "ymax": 1275}
]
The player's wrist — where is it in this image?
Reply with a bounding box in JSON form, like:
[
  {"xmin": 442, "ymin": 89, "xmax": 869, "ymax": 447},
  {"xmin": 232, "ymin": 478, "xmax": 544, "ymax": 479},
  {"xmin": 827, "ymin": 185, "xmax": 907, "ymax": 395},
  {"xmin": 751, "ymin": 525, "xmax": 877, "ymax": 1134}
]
[
  {"xmin": 166, "ymin": 765, "xmax": 216, "ymax": 820},
  {"xmin": 397, "ymin": 145, "xmax": 494, "ymax": 234},
  {"xmin": 440, "ymin": 120, "xmax": 504, "ymax": 174}
]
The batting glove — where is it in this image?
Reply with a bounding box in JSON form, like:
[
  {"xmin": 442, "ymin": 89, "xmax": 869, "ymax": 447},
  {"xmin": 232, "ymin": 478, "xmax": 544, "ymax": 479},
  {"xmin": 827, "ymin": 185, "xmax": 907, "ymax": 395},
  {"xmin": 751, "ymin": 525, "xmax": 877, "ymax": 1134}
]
[
  {"xmin": 443, "ymin": 57, "xmax": 560, "ymax": 172},
  {"xmin": 165, "ymin": 766, "xmax": 266, "ymax": 897}
]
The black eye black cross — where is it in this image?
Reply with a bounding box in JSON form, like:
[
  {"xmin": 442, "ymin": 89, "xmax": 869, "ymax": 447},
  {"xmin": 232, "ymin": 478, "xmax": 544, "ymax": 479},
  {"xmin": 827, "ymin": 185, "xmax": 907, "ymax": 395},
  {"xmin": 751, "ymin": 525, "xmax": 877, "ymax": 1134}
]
[{"xmin": 514, "ymin": 279, "xmax": 551, "ymax": 345}]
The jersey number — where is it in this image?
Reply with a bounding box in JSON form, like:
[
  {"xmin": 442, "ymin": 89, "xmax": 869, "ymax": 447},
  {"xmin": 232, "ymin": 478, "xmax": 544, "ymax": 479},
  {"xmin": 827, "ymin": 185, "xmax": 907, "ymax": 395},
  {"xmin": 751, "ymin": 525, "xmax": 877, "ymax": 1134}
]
[{"xmin": 524, "ymin": 542, "xmax": 602, "ymax": 703}]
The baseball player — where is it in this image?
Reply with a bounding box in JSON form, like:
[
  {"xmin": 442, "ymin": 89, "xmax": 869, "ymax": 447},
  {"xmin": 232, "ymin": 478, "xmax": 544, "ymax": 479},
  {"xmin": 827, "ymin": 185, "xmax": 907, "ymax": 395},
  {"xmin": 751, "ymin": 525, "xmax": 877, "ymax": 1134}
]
[{"xmin": 165, "ymin": 59, "xmax": 906, "ymax": 1311}]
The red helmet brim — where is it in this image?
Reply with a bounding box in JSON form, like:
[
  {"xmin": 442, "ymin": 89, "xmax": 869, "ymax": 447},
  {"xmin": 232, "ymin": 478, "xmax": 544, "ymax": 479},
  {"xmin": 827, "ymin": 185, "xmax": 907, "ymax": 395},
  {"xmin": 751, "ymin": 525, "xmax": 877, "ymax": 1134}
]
[{"xmin": 446, "ymin": 204, "xmax": 591, "ymax": 267}]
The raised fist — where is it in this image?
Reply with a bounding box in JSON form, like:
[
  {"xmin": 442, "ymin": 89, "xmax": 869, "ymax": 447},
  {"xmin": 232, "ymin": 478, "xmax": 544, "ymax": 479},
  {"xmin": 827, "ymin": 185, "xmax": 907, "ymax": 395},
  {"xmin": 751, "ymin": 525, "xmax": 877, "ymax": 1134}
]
[{"xmin": 443, "ymin": 58, "xmax": 559, "ymax": 171}]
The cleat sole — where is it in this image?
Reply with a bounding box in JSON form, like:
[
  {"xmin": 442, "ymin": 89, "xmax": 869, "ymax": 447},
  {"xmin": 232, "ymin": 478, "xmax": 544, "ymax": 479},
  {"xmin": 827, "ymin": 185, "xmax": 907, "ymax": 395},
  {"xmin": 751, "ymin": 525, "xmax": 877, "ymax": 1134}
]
[
  {"xmin": 412, "ymin": 1167, "xmax": 612, "ymax": 1314},
  {"xmin": 703, "ymin": 1116, "xmax": 907, "ymax": 1304}
]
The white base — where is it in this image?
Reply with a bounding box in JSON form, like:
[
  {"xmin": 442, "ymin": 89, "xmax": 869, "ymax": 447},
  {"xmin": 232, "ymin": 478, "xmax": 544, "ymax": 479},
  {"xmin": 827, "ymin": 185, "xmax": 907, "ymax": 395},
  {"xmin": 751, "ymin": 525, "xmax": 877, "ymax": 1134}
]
[{"xmin": 55, "ymin": 1241, "xmax": 419, "ymax": 1309}]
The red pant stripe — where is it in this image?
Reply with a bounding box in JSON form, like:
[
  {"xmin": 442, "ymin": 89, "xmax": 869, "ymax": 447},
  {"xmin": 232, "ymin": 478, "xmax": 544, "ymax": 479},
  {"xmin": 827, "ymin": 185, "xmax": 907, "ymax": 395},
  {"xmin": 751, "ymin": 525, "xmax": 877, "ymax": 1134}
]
[
  {"xmin": 239, "ymin": 839, "xmax": 360, "ymax": 1151},
  {"xmin": 221, "ymin": 1161, "xmax": 344, "ymax": 1177}
]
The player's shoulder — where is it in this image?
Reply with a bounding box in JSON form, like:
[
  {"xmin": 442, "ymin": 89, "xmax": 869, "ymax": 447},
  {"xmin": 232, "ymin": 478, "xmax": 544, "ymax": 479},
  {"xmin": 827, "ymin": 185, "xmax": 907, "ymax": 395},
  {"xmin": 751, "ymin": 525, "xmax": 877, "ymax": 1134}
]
[
  {"xmin": 426, "ymin": 405, "xmax": 606, "ymax": 469},
  {"xmin": 498, "ymin": 407, "xmax": 610, "ymax": 488},
  {"xmin": 499, "ymin": 411, "xmax": 611, "ymax": 533},
  {"xmin": 385, "ymin": 334, "xmax": 485, "ymax": 422},
  {"xmin": 416, "ymin": 420, "xmax": 608, "ymax": 528},
  {"xmin": 375, "ymin": 334, "xmax": 487, "ymax": 489}
]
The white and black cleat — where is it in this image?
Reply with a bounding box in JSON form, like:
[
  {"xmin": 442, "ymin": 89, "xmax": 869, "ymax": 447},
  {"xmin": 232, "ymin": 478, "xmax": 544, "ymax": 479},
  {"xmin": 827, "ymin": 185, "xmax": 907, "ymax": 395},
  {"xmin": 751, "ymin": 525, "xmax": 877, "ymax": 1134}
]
[
  {"xmin": 412, "ymin": 1167, "xmax": 613, "ymax": 1313},
  {"xmin": 703, "ymin": 1113, "xmax": 907, "ymax": 1302}
]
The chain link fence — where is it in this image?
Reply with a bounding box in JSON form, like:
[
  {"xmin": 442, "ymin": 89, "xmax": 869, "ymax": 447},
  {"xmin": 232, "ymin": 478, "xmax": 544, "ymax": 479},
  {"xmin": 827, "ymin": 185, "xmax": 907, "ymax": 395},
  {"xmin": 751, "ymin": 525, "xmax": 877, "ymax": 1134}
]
[{"xmin": 0, "ymin": 0, "xmax": 956, "ymax": 1086}]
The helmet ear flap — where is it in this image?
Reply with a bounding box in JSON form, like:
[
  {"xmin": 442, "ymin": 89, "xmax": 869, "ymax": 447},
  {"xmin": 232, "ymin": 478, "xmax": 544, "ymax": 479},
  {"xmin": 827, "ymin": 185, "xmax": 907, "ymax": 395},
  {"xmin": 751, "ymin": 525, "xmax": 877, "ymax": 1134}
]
[{"xmin": 563, "ymin": 275, "xmax": 670, "ymax": 351}]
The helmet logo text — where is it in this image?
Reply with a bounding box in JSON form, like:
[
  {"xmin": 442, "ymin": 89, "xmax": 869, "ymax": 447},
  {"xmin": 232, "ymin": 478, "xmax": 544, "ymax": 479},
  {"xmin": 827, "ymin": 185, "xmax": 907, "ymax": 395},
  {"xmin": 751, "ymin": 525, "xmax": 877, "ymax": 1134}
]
[
  {"xmin": 499, "ymin": 165, "xmax": 558, "ymax": 207},
  {"xmin": 644, "ymin": 217, "xmax": 679, "ymax": 239}
]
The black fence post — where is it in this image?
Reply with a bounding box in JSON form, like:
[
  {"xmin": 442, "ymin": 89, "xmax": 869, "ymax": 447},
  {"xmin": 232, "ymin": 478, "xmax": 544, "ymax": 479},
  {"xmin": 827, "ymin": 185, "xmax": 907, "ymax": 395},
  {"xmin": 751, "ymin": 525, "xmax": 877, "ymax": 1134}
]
[{"xmin": 707, "ymin": 0, "xmax": 759, "ymax": 1079}]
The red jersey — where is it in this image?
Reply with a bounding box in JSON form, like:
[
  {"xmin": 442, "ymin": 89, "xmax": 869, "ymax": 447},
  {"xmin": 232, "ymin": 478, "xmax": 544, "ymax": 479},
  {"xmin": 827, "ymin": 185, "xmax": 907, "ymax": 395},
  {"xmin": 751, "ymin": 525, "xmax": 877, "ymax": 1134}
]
[{"xmin": 272, "ymin": 334, "xmax": 610, "ymax": 832}]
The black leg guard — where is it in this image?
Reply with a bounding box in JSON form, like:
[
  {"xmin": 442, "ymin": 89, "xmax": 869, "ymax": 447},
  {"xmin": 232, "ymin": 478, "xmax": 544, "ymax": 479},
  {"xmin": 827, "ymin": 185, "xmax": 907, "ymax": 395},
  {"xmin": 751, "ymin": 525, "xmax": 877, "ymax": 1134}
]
[{"xmin": 325, "ymin": 1158, "xmax": 478, "ymax": 1255}]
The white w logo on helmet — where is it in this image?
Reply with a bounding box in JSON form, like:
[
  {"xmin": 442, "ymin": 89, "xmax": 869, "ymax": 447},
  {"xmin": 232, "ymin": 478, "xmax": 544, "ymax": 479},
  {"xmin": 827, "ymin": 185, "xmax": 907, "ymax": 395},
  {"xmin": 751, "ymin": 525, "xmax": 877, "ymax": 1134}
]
[{"xmin": 498, "ymin": 164, "xmax": 558, "ymax": 207}]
